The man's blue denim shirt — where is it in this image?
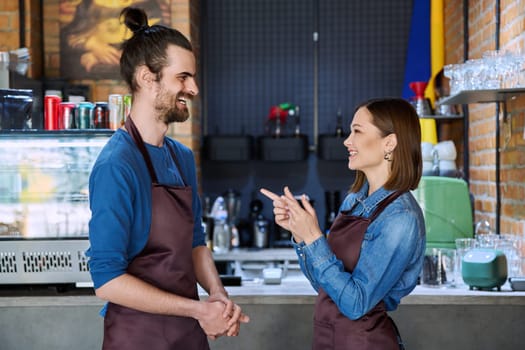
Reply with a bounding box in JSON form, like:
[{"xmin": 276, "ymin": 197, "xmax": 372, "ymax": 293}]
[{"xmin": 294, "ymin": 184, "xmax": 426, "ymax": 320}]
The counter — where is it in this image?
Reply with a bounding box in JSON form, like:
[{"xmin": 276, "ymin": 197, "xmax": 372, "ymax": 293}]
[{"xmin": 1, "ymin": 278, "xmax": 524, "ymax": 350}]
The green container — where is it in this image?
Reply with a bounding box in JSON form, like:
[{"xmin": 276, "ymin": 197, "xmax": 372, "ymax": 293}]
[
  {"xmin": 461, "ymin": 248, "xmax": 508, "ymax": 290},
  {"xmin": 411, "ymin": 176, "xmax": 473, "ymax": 249}
]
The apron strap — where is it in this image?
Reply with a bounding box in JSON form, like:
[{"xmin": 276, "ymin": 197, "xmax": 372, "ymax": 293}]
[
  {"xmin": 125, "ymin": 116, "xmax": 158, "ymax": 183},
  {"xmin": 340, "ymin": 191, "xmax": 404, "ymax": 220},
  {"xmin": 368, "ymin": 191, "xmax": 404, "ymax": 222},
  {"xmin": 125, "ymin": 117, "xmax": 188, "ymax": 186},
  {"xmin": 166, "ymin": 143, "xmax": 188, "ymax": 187}
]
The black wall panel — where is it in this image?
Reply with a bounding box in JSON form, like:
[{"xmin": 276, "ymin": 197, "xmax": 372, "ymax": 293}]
[
  {"xmin": 201, "ymin": 0, "xmax": 413, "ymax": 235},
  {"xmin": 202, "ymin": 0, "xmax": 315, "ymax": 137},
  {"xmin": 318, "ymin": 1, "xmax": 412, "ymax": 134}
]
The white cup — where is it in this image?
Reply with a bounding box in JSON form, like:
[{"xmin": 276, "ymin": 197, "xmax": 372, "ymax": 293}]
[
  {"xmin": 421, "ymin": 142, "xmax": 434, "ymax": 161},
  {"xmin": 433, "ymin": 140, "xmax": 457, "ymax": 161}
]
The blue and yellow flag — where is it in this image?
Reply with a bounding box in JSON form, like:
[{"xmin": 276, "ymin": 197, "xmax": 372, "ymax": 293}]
[
  {"xmin": 402, "ymin": 0, "xmax": 440, "ymax": 144},
  {"xmin": 425, "ymin": 0, "xmax": 445, "ymax": 108},
  {"xmin": 402, "ymin": 0, "xmax": 431, "ymax": 100}
]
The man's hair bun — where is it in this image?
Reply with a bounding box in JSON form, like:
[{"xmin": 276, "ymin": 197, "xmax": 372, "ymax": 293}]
[{"xmin": 120, "ymin": 7, "xmax": 149, "ymax": 34}]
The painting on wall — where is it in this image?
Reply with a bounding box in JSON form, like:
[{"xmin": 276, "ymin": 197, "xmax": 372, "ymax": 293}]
[{"xmin": 59, "ymin": 0, "xmax": 171, "ymax": 80}]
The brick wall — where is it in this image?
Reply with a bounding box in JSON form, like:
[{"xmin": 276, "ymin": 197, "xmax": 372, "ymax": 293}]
[
  {"xmin": 445, "ymin": 0, "xmax": 525, "ymax": 236},
  {"xmin": 0, "ymin": 1, "xmax": 21, "ymax": 51},
  {"xmin": 0, "ymin": 0, "xmax": 42, "ymax": 78}
]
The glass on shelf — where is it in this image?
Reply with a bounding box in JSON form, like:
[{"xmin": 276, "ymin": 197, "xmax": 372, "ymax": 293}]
[{"xmin": 444, "ymin": 49, "xmax": 525, "ymax": 95}]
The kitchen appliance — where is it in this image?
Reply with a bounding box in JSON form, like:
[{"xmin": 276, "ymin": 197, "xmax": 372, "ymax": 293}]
[
  {"xmin": 409, "ymin": 81, "xmax": 432, "ymax": 116},
  {"xmin": 462, "ymin": 248, "xmax": 508, "ymax": 291},
  {"xmin": 409, "ymin": 81, "xmax": 437, "ymax": 144},
  {"xmin": 249, "ymin": 198, "xmax": 268, "ymax": 249},
  {"xmin": 411, "ymin": 176, "xmax": 473, "ymax": 249},
  {"xmin": 0, "ymin": 130, "xmax": 111, "ymax": 286},
  {"xmin": 223, "ymin": 189, "xmax": 241, "ymax": 248}
]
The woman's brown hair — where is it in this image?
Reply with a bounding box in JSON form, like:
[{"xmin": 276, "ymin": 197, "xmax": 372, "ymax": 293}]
[{"xmin": 350, "ymin": 97, "xmax": 422, "ymax": 193}]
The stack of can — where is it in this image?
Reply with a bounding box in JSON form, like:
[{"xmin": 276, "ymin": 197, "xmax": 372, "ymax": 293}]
[{"xmin": 43, "ymin": 93, "xmax": 131, "ymax": 131}]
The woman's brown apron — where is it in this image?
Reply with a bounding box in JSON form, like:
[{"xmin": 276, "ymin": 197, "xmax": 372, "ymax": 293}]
[
  {"xmin": 102, "ymin": 117, "xmax": 208, "ymax": 350},
  {"xmin": 313, "ymin": 191, "xmax": 404, "ymax": 350}
]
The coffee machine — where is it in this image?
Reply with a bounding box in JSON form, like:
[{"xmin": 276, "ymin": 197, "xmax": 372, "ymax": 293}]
[{"xmin": 411, "ymin": 176, "xmax": 474, "ymax": 249}]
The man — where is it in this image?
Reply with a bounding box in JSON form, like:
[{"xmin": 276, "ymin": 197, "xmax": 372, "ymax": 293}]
[{"xmin": 87, "ymin": 7, "xmax": 248, "ymax": 349}]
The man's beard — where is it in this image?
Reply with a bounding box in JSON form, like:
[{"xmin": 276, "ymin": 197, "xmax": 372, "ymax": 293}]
[{"xmin": 154, "ymin": 89, "xmax": 190, "ymax": 125}]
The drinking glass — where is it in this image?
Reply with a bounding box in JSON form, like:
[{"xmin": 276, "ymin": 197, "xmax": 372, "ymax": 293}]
[
  {"xmin": 455, "ymin": 238, "xmax": 477, "ymax": 287},
  {"xmin": 497, "ymin": 234, "xmax": 523, "ymax": 277},
  {"xmin": 474, "ymin": 220, "xmax": 498, "ymax": 248},
  {"xmin": 422, "ymin": 248, "xmax": 457, "ymax": 288}
]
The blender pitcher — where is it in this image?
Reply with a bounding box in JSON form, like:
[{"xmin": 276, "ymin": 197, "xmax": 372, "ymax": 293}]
[{"xmin": 409, "ymin": 81, "xmax": 432, "ymax": 116}]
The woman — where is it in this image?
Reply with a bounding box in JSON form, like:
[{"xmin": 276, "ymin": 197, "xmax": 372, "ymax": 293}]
[{"xmin": 261, "ymin": 97, "xmax": 426, "ymax": 349}]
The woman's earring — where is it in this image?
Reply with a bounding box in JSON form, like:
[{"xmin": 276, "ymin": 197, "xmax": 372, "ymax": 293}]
[{"xmin": 384, "ymin": 150, "xmax": 393, "ymax": 162}]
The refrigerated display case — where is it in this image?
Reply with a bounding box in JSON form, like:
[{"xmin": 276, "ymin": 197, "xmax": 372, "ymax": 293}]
[{"xmin": 0, "ymin": 130, "xmax": 111, "ymax": 285}]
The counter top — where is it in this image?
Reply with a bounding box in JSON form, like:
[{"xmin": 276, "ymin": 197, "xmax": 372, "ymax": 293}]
[
  {"xmin": 212, "ymin": 248, "xmax": 298, "ymax": 262},
  {"xmin": 220, "ymin": 278, "xmax": 525, "ymax": 305},
  {"xmin": 2, "ymin": 277, "xmax": 525, "ymax": 307}
]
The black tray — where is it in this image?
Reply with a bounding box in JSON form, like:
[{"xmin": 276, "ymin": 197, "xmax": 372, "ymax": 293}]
[
  {"xmin": 258, "ymin": 135, "xmax": 309, "ymax": 161},
  {"xmin": 203, "ymin": 135, "xmax": 254, "ymax": 161},
  {"xmin": 509, "ymin": 277, "xmax": 525, "ymax": 291}
]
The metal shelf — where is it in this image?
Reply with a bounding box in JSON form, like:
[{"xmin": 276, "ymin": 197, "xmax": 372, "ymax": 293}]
[{"xmin": 440, "ymin": 88, "xmax": 525, "ymax": 105}]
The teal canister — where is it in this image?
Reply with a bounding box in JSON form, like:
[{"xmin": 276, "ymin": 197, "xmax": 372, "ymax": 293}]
[{"xmin": 461, "ymin": 248, "xmax": 508, "ymax": 291}]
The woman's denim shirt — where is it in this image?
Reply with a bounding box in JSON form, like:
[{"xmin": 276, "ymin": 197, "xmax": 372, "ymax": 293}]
[{"xmin": 294, "ymin": 184, "xmax": 426, "ymax": 320}]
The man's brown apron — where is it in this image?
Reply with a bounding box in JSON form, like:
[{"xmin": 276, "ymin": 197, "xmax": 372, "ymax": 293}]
[
  {"xmin": 102, "ymin": 117, "xmax": 208, "ymax": 350},
  {"xmin": 313, "ymin": 191, "xmax": 404, "ymax": 350}
]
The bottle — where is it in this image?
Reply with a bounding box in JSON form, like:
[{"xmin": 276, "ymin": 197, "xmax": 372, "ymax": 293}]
[
  {"xmin": 249, "ymin": 198, "xmax": 268, "ymax": 249},
  {"xmin": 288, "ymin": 106, "xmax": 301, "ymax": 137},
  {"xmin": 212, "ymin": 197, "xmax": 231, "ymax": 253},
  {"xmin": 274, "ymin": 113, "xmax": 281, "ymax": 138},
  {"xmin": 201, "ymin": 195, "xmax": 214, "ymax": 250},
  {"xmin": 335, "ymin": 109, "xmax": 343, "ymax": 137},
  {"xmin": 254, "ymin": 215, "xmax": 269, "ymax": 249},
  {"xmin": 324, "ymin": 191, "xmax": 340, "ymax": 233}
]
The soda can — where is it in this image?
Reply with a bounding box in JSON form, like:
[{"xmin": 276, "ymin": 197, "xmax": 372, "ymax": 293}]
[
  {"xmin": 76, "ymin": 102, "xmax": 94, "ymax": 129},
  {"xmin": 93, "ymin": 102, "xmax": 109, "ymax": 129},
  {"xmin": 44, "ymin": 95, "xmax": 61, "ymax": 130},
  {"xmin": 58, "ymin": 102, "xmax": 77, "ymax": 129},
  {"xmin": 108, "ymin": 94, "xmax": 123, "ymax": 130},
  {"xmin": 123, "ymin": 94, "xmax": 132, "ymax": 123}
]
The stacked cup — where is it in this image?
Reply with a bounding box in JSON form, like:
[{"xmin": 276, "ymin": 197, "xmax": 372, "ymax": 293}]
[
  {"xmin": 421, "ymin": 142, "xmax": 435, "ymax": 176},
  {"xmin": 433, "ymin": 140, "xmax": 458, "ymax": 177}
]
